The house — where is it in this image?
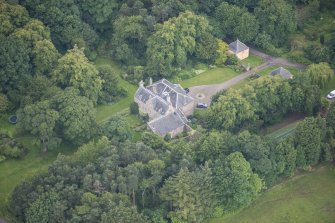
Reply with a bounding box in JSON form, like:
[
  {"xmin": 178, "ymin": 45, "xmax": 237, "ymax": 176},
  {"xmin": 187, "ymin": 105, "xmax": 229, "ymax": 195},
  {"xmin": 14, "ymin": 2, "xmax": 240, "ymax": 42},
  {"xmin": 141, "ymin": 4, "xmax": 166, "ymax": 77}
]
[
  {"xmin": 134, "ymin": 79, "xmax": 194, "ymax": 137},
  {"xmin": 269, "ymin": 67, "xmax": 293, "ymax": 79},
  {"xmin": 228, "ymin": 39, "xmax": 249, "ymax": 60}
]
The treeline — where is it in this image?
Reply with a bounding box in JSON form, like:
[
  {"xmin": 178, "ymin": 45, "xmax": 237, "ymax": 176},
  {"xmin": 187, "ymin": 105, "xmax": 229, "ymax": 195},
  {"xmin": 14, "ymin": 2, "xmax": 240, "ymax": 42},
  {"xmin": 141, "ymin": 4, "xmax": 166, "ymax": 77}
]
[
  {"xmin": 15, "ymin": 0, "xmax": 335, "ymax": 78},
  {"xmin": 198, "ymin": 63, "xmax": 333, "ymax": 132},
  {"xmin": 10, "ymin": 101, "xmax": 335, "ymax": 222}
]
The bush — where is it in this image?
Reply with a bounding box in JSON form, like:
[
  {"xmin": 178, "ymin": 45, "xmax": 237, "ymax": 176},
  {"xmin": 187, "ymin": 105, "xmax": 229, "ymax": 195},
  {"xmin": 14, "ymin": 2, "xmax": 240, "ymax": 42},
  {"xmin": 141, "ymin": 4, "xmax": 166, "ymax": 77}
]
[
  {"xmin": 285, "ymin": 51, "xmax": 312, "ymax": 65},
  {"xmin": 130, "ymin": 102, "xmax": 139, "ymax": 115},
  {"xmin": 0, "ymin": 133, "xmax": 27, "ymax": 159}
]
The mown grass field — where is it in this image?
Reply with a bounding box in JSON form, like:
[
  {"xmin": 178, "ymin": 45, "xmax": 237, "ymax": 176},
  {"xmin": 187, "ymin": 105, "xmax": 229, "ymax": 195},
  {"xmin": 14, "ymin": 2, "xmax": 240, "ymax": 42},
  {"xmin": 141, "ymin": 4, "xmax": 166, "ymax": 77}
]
[
  {"xmin": 179, "ymin": 67, "xmax": 239, "ymax": 88},
  {"xmin": 266, "ymin": 120, "xmax": 301, "ymax": 139},
  {"xmin": 209, "ymin": 165, "xmax": 335, "ymax": 223}
]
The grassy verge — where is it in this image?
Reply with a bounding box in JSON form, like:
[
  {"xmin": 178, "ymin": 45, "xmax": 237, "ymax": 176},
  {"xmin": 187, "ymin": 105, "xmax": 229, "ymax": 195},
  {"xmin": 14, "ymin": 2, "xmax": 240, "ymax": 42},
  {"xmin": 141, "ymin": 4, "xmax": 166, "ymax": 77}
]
[
  {"xmin": 178, "ymin": 67, "xmax": 239, "ymax": 88},
  {"xmin": 209, "ymin": 165, "xmax": 335, "ymax": 223},
  {"xmin": 241, "ymin": 54, "xmax": 264, "ymax": 68},
  {"xmin": 94, "ymin": 57, "xmax": 138, "ymax": 124},
  {"xmin": 232, "ymin": 66, "xmax": 303, "ymax": 90},
  {"xmin": 266, "ymin": 121, "xmax": 301, "ymax": 139}
]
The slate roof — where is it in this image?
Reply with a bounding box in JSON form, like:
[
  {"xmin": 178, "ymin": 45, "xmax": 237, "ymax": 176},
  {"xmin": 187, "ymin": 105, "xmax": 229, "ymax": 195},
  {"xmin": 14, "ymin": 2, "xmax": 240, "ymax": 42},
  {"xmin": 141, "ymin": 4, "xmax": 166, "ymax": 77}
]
[
  {"xmin": 135, "ymin": 79, "xmax": 194, "ymax": 137},
  {"xmin": 270, "ymin": 67, "xmax": 293, "ymax": 79},
  {"xmin": 229, "ymin": 39, "xmax": 249, "ymax": 54},
  {"xmin": 147, "ymin": 79, "xmax": 193, "ymax": 109},
  {"xmin": 148, "ymin": 110, "xmax": 188, "ymax": 136},
  {"xmin": 135, "ymin": 86, "xmax": 156, "ymax": 103}
]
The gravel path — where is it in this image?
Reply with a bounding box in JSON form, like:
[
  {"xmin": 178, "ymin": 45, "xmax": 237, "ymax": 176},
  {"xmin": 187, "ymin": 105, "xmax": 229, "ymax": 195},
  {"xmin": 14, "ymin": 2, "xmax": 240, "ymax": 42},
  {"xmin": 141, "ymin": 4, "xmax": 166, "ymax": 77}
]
[{"xmin": 189, "ymin": 48, "xmax": 307, "ymax": 105}]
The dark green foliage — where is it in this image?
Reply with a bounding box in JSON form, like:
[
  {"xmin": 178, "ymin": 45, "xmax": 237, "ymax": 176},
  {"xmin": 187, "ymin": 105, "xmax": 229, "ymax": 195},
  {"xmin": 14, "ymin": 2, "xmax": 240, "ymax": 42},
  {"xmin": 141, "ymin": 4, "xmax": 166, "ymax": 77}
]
[
  {"xmin": 51, "ymin": 88, "xmax": 97, "ymax": 145},
  {"xmin": 111, "ymin": 15, "xmax": 149, "ymax": 65},
  {"xmin": 0, "ymin": 133, "xmax": 27, "ymax": 159},
  {"xmin": 0, "ymin": 94, "xmax": 9, "ymax": 113},
  {"xmin": 270, "ymin": 138, "xmax": 297, "ymax": 177},
  {"xmin": 100, "ymin": 115, "xmax": 133, "ymax": 143},
  {"xmin": 98, "ymin": 65, "xmax": 126, "ymax": 104},
  {"xmin": 304, "ymin": 42, "xmax": 331, "ymax": 64},
  {"xmin": 160, "ymin": 165, "xmax": 215, "ymax": 223},
  {"xmin": 214, "ymin": 2, "xmax": 259, "ymax": 42},
  {"xmin": 0, "ymin": 34, "xmax": 31, "ymax": 101},
  {"xmin": 52, "ymin": 46, "xmax": 102, "ymax": 104},
  {"xmin": 20, "ymin": 0, "xmax": 98, "ymax": 51},
  {"xmin": 130, "ymin": 102, "xmax": 139, "ymax": 115},
  {"xmin": 212, "ymin": 152, "xmax": 263, "ymax": 211},
  {"xmin": 294, "ymin": 117, "xmax": 326, "ymax": 167},
  {"xmin": 26, "ymin": 191, "xmax": 65, "ymax": 223},
  {"xmin": 255, "ymin": 0, "xmax": 297, "ymax": 46},
  {"xmin": 18, "ymin": 100, "xmax": 61, "ymax": 151}
]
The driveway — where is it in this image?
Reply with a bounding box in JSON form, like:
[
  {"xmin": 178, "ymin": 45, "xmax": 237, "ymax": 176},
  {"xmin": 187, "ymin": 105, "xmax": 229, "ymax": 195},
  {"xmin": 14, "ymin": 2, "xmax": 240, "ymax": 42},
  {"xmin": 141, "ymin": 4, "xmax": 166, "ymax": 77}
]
[{"xmin": 189, "ymin": 48, "xmax": 307, "ymax": 105}]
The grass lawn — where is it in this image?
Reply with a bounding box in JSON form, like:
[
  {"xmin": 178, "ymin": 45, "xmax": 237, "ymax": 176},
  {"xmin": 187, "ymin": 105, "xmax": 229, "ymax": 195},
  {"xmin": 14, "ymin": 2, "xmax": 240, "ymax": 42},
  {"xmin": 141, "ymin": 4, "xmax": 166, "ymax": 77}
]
[
  {"xmin": 241, "ymin": 54, "xmax": 264, "ymax": 68},
  {"xmin": 0, "ymin": 116, "xmax": 76, "ymax": 222},
  {"xmin": 232, "ymin": 66, "xmax": 303, "ymax": 90},
  {"xmin": 266, "ymin": 120, "xmax": 301, "ymax": 139},
  {"xmin": 209, "ymin": 164, "xmax": 335, "ymax": 223},
  {"xmin": 94, "ymin": 57, "xmax": 138, "ymax": 124},
  {"xmin": 179, "ymin": 67, "xmax": 239, "ymax": 88}
]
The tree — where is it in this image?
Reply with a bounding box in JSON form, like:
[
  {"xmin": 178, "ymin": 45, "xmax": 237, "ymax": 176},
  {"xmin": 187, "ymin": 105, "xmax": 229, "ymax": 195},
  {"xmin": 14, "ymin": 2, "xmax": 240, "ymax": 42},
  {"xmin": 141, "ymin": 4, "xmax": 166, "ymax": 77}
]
[
  {"xmin": 32, "ymin": 39, "xmax": 60, "ymax": 76},
  {"xmin": 160, "ymin": 165, "xmax": 215, "ymax": 223},
  {"xmin": 305, "ymin": 63, "xmax": 334, "ymax": 88},
  {"xmin": 214, "ymin": 2, "xmax": 259, "ymax": 42},
  {"xmin": 52, "ymin": 88, "xmax": 97, "ymax": 145},
  {"xmin": 255, "ymin": 0, "xmax": 297, "ymax": 46},
  {"xmin": 97, "ymin": 65, "xmax": 125, "ymax": 104},
  {"xmin": 111, "ymin": 15, "xmax": 148, "ymax": 65},
  {"xmin": 294, "ymin": 117, "xmax": 326, "ymax": 167},
  {"xmin": 212, "ymin": 152, "xmax": 263, "ymax": 210},
  {"xmin": 0, "ymin": 34, "xmax": 31, "ymax": 98},
  {"xmin": 0, "ymin": 93, "xmax": 9, "ymax": 113},
  {"xmin": 18, "ymin": 100, "xmax": 61, "ymax": 151},
  {"xmin": 215, "ymin": 39, "xmax": 229, "ymax": 65},
  {"xmin": 26, "ymin": 191, "xmax": 65, "ymax": 223},
  {"xmin": 270, "ymin": 138, "xmax": 297, "ymax": 178},
  {"xmin": 12, "ymin": 19, "xmax": 51, "ymax": 47},
  {"xmin": 78, "ymin": 0, "xmax": 117, "ymax": 25},
  {"xmin": 304, "ymin": 43, "xmax": 331, "ymax": 63},
  {"xmin": 207, "ymin": 89, "xmax": 255, "ymax": 130},
  {"xmin": 52, "ymin": 45, "xmax": 102, "ymax": 103},
  {"xmin": 0, "ymin": 1, "xmax": 30, "ymax": 35},
  {"xmin": 100, "ymin": 115, "xmax": 133, "ymax": 143},
  {"xmin": 146, "ymin": 11, "xmax": 213, "ymax": 78}
]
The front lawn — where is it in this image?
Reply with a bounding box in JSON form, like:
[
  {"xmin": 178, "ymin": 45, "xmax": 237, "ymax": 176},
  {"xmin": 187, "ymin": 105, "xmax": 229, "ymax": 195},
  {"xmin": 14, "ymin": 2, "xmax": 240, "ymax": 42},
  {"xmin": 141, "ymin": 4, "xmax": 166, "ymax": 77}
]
[
  {"xmin": 209, "ymin": 165, "xmax": 335, "ymax": 223},
  {"xmin": 179, "ymin": 67, "xmax": 239, "ymax": 88}
]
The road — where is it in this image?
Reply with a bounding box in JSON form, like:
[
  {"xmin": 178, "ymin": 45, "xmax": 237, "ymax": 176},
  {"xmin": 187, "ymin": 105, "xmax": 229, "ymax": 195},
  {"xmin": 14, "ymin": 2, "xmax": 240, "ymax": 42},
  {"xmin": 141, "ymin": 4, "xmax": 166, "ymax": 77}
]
[{"xmin": 189, "ymin": 48, "xmax": 307, "ymax": 105}]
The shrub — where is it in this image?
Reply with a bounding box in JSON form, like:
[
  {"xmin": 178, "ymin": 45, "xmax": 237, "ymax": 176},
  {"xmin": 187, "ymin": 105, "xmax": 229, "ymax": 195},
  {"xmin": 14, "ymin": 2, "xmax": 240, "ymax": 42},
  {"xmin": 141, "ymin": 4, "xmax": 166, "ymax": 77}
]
[
  {"xmin": 0, "ymin": 133, "xmax": 27, "ymax": 159},
  {"xmin": 130, "ymin": 102, "xmax": 139, "ymax": 115}
]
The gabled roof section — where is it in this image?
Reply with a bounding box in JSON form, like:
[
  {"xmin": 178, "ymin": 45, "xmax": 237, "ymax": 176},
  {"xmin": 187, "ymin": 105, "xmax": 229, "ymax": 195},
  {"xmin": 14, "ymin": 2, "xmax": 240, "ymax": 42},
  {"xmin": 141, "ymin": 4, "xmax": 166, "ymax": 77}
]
[
  {"xmin": 270, "ymin": 67, "xmax": 293, "ymax": 79},
  {"xmin": 135, "ymin": 86, "xmax": 156, "ymax": 103},
  {"xmin": 147, "ymin": 79, "xmax": 193, "ymax": 109},
  {"xmin": 148, "ymin": 111, "xmax": 187, "ymax": 136},
  {"xmin": 151, "ymin": 97, "xmax": 169, "ymax": 115},
  {"xmin": 229, "ymin": 39, "xmax": 249, "ymax": 54}
]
